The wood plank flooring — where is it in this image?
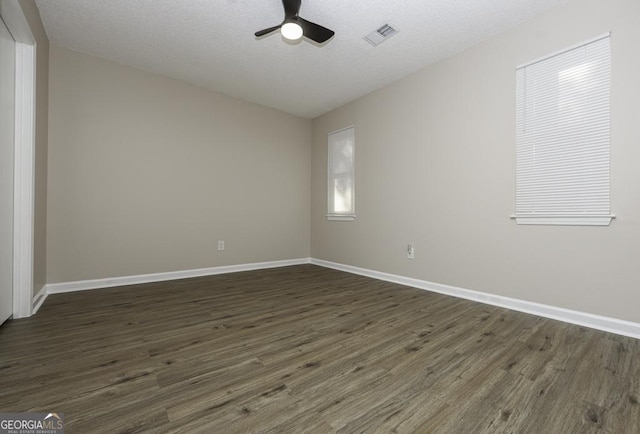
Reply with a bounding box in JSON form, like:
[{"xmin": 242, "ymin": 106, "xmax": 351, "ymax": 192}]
[{"xmin": 1, "ymin": 264, "xmax": 639, "ymax": 433}]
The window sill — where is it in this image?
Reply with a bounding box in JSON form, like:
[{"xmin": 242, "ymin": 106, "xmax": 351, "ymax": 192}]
[
  {"xmin": 511, "ymin": 215, "xmax": 615, "ymax": 226},
  {"xmin": 327, "ymin": 214, "xmax": 356, "ymax": 222}
]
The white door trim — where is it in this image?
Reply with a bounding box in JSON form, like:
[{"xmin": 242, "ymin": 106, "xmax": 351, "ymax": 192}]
[{"xmin": 0, "ymin": 1, "xmax": 36, "ymax": 319}]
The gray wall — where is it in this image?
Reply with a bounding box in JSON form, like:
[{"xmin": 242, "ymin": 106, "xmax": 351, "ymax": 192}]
[
  {"xmin": 18, "ymin": 0, "xmax": 48, "ymax": 296},
  {"xmin": 47, "ymin": 46, "xmax": 311, "ymax": 283},
  {"xmin": 311, "ymin": 0, "xmax": 640, "ymax": 323}
]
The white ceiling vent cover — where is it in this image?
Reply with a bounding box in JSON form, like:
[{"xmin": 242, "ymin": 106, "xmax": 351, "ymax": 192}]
[{"xmin": 364, "ymin": 23, "xmax": 399, "ymax": 47}]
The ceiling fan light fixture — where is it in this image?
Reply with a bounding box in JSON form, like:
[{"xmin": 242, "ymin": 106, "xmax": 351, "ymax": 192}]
[
  {"xmin": 254, "ymin": 0, "xmax": 334, "ymax": 44},
  {"xmin": 281, "ymin": 22, "xmax": 303, "ymax": 40}
]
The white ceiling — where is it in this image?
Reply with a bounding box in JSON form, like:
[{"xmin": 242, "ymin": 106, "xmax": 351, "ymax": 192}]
[{"xmin": 35, "ymin": 0, "xmax": 568, "ymax": 119}]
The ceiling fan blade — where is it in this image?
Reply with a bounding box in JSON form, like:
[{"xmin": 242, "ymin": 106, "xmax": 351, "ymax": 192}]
[
  {"xmin": 282, "ymin": 0, "xmax": 301, "ymax": 19},
  {"xmin": 298, "ymin": 18, "xmax": 334, "ymax": 43},
  {"xmin": 255, "ymin": 25, "xmax": 282, "ymax": 38}
]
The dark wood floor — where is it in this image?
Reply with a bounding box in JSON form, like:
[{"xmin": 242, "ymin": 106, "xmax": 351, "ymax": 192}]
[{"xmin": 1, "ymin": 265, "xmax": 639, "ymax": 433}]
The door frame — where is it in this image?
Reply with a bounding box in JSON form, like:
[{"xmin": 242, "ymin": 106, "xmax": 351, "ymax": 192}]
[{"xmin": 0, "ymin": 0, "xmax": 36, "ymax": 319}]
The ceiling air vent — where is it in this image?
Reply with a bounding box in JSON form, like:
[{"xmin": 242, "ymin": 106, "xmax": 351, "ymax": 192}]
[{"xmin": 364, "ymin": 23, "xmax": 398, "ymax": 47}]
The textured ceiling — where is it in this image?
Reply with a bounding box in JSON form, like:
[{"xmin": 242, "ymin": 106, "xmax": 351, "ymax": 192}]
[{"xmin": 35, "ymin": 0, "xmax": 568, "ymax": 119}]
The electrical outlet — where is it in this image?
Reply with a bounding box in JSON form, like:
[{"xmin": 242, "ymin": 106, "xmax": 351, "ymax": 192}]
[
  {"xmin": 407, "ymin": 244, "xmax": 415, "ymax": 259},
  {"xmin": 218, "ymin": 240, "xmax": 225, "ymax": 251}
]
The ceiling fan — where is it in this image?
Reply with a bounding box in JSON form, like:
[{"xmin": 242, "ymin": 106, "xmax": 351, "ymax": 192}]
[{"xmin": 254, "ymin": 0, "xmax": 335, "ymax": 44}]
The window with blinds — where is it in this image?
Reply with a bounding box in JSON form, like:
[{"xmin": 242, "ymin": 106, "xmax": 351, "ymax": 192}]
[
  {"xmin": 515, "ymin": 34, "xmax": 612, "ymax": 226},
  {"xmin": 327, "ymin": 126, "xmax": 355, "ymax": 221}
]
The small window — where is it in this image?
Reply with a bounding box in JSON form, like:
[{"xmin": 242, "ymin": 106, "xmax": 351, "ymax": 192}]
[
  {"xmin": 515, "ymin": 34, "xmax": 613, "ymax": 226},
  {"xmin": 327, "ymin": 126, "xmax": 355, "ymax": 221}
]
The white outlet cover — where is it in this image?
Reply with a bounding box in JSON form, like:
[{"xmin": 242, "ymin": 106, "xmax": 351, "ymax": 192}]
[{"xmin": 407, "ymin": 244, "xmax": 415, "ymax": 259}]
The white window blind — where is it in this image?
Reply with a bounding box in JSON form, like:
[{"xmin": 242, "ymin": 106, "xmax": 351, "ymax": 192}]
[
  {"xmin": 327, "ymin": 126, "xmax": 355, "ymax": 221},
  {"xmin": 515, "ymin": 34, "xmax": 613, "ymax": 226}
]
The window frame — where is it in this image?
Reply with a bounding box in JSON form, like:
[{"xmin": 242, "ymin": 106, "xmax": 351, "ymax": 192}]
[
  {"xmin": 326, "ymin": 125, "xmax": 356, "ymax": 221},
  {"xmin": 513, "ymin": 33, "xmax": 614, "ymax": 226}
]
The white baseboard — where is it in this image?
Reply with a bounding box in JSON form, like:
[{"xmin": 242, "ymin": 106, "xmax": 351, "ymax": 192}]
[
  {"xmin": 310, "ymin": 258, "xmax": 640, "ymax": 340},
  {"xmin": 32, "ymin": 285, "xmax": 48, "ymax": 314},
  {"xmin": 39, "ymin": 256, "xmax": 640, "ymax": 340},
  {"xmin": 45, "ymin": 258, "xmax": 311, "ymax": 294}
]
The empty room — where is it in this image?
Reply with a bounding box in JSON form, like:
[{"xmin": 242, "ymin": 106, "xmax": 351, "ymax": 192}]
[{"xmin": 1, "ymin": 0, "xmax": 639, "ymax": 432}]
